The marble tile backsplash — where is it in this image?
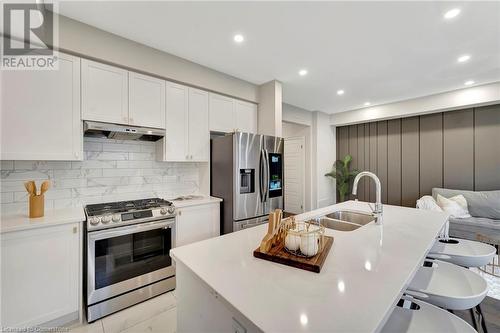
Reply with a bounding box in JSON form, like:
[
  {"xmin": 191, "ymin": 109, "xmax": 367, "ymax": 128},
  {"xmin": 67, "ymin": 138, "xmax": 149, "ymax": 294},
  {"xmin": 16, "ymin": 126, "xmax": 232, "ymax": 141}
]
[{"xmin": 0, "ymin": 137, "xmax": 201, "ymax": 215}]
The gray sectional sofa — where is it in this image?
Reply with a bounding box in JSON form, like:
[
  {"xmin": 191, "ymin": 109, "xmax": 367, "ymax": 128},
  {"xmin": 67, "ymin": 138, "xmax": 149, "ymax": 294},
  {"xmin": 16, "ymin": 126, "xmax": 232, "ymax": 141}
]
[{"xmin": 432, "ymin": 188, "xmax": 500, "ymax": 241}]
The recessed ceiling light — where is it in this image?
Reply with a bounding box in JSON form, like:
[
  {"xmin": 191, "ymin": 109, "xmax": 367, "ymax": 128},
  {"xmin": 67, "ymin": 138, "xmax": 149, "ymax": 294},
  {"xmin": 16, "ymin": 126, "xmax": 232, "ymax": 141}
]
[
  {"xmin": 337, "ymin": 90, "xmax": 345, "ymax": 95},
  {"xmin": 457, "ymin": 55, "xmax": 470, "ymax": 63},
  {"xmin": 233, "ymin": 34, "xmax": 244, "ymax": 43},
  {"xmin": 464, "ymin": 80, "xmax": 475, "ymax": 86},
  {"xmin": 444, "ymin": 8, "xmax": 461, "ymax": 20},
  {"xmin": 364, "ymin": 102, "xmax": 371, "ymax": 106},
  {"xmin": 298, "ymin": 69, "xmax": 308, "ymax": 76}
]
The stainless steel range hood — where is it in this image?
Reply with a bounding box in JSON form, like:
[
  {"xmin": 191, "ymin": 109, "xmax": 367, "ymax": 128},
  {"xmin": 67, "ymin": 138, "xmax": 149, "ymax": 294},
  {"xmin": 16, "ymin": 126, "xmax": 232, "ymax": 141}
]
[{"xmin": 83, "ymin": 121, "xmax": 164, "ymax": 142}]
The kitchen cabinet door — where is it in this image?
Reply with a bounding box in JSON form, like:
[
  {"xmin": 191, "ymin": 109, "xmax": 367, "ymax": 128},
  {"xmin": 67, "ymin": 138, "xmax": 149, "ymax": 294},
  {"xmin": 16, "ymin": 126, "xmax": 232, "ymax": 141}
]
[
  {"xmin": 176, "ymin": 203, "xmax": 220, "ymax": 247},
  {"xmin": 81, "ymin": 59, "xmax": 128, "ymax": 124},
  {"xmin": 163, "ymin": 82, "xmax": 189, "ymax": 161},
  {"xmin": 1, "ymin": 223, "xmax": 81, "ymax": 327},
  {"xmin": 0, "ymin": 52, "xmax": 83, "ymax": 160},
  {"xmin": 129, "ymin": 72, "xmax": 166, "ymax": 129},
  {"xmin": 209, "ymin": 93, "xmax": 235, "ymax": 133},
  {"xmin": 234, "ymin": 100, "xmax": 258, "ymax": 133},
  {"xmin": 188, "ymin": 88, "xmax": 209, "ymax": 161}
]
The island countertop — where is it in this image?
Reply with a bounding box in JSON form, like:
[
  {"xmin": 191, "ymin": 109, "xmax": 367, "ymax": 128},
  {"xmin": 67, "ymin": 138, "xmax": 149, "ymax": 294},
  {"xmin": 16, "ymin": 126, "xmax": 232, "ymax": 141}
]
[{"xmin": 170, "ymin": 201, "xmax": 449, "ymax": 332}]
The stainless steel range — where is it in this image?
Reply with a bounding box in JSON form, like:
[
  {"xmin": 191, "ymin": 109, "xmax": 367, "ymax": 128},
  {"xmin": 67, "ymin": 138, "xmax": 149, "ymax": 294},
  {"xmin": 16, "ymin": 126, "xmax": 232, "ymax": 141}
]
[{"xmin": 84, "ymin": 198, "xmax": 176, "ymax": 322}]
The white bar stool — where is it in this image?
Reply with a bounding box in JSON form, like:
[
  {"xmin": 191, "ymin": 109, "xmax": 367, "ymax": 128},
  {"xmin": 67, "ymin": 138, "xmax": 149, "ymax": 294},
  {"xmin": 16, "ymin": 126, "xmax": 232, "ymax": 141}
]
[
  {"xmin": 406, "ymin": 258, "xmax": 489, "ymax": 332},
  {"xmin": 428, "ymin": 237, "xmax": 496, "ymax": 268},
  {"xmin": 382, "ymin": 296, "xmax": 476, "ymax": 333}
]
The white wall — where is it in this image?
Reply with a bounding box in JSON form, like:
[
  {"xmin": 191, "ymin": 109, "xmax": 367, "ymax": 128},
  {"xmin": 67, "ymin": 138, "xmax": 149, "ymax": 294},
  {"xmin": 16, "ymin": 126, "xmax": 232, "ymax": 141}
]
[
  {"xmin": 283, "ymin": 104, "xmax": 336, "ymax": 208},
  {"xmin": 258, "ymin": 80, "xmax": 283, "ymax": 137},
  {"xmin": 330, "ymin": 81, "xmax": 500, "ymax": 126},
  {"xmin": 312, "ymin": 112, "xmax": 336, "ymax": 208},
  {"xmin": 283, "ymin": 103, "xmax": 313, "ymax": 126},
  {"xmin": 282, "ymin": 121, "xmax": 312, "ymax": 211}
]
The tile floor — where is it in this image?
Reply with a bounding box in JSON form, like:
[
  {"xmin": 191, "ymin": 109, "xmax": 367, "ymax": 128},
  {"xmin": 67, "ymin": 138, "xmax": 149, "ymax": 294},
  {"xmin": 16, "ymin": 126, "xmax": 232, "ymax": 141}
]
[{"xmin": 69, "ymin": 291, "xmax": 177, "ymax": 333}]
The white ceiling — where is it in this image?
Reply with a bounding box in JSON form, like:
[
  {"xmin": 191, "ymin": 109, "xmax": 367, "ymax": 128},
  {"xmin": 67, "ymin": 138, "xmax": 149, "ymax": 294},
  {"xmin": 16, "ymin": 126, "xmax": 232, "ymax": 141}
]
[{"xmin": 56, "ymin": 1, "xmax": 500, "ymax": 114}]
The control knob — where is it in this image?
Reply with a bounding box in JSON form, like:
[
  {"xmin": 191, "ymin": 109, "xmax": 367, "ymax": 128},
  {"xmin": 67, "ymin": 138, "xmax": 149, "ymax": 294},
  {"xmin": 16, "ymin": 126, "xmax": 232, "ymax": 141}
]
[
  {"xmin": 101, "ymin": 215, "xmax": 112, "ymax": 224},
  {"xmin": 89, "ymin": 216, "xmax": 100, "ymax": 226},
  {"xmin": 160, "ymin": 207, "xmax": 168, "ymax": 215},
  {"xmin": 167, "ymin": 206, "xmax": 176, "ymax": 215},
  {"xmin": 112, "ymin": 214, "xmax": 120, "ymax": 222}
]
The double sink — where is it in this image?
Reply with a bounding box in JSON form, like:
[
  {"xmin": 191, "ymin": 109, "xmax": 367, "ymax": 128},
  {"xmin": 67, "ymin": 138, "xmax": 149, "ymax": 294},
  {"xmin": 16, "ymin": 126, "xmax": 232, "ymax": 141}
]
[{"xmin": 318, "ymin": 210, "xmax": 375, "ymax": 231}]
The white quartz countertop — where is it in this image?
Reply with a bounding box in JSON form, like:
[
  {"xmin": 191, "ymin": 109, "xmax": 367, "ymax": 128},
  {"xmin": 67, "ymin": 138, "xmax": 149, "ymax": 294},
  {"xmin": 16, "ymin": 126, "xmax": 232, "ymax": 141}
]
[
  {"xmin": 0, "ymin": 207, "xmax": 85, "ymax": 234},
  {"xmin": 171, "ymin": 201, "xmax": 449, "ymax": 333},
  {"xmin": 170, "ymin": 196, "xmax": 222, "ymax": 208}
]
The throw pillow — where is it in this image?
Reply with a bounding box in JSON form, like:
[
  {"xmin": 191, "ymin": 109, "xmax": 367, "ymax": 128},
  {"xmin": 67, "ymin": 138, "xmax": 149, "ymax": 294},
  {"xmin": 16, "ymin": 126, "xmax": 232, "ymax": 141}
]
[{"xmin": 436, "ymin": 194, "xmax": 471, "ymax": 218}]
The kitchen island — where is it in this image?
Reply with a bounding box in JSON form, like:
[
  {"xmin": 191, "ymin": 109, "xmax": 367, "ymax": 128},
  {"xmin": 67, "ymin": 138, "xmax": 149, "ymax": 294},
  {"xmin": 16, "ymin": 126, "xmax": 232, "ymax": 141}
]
[{"xmin": 170, "ymin": 201, "xmax": 449, "ymax": 332}]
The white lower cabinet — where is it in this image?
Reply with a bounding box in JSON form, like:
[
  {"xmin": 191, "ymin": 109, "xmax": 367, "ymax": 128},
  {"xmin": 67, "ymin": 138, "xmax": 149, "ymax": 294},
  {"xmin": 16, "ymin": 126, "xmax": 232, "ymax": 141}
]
[
  {"xmin": 176, "ymin": 203, "xmax": 220, "ymax": 247},
  {"xmin": 1, "ymin": 223, "xmax": 81, "ymax": 328}
]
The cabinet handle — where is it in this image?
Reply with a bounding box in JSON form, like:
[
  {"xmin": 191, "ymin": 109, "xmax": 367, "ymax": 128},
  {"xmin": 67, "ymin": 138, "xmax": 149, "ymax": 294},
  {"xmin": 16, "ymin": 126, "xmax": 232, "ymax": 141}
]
[
  {"xmin": 73, "ymin": 226, "xmax": 77, "ymax": 234},
  {"xmin": 178, "ymin": 211, "xmax": 182, "ymax": 216}
]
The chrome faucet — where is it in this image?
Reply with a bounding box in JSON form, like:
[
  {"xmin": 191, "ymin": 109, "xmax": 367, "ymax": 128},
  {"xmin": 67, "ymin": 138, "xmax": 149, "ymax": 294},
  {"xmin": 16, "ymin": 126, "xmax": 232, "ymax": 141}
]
[{"xmin": 352, "ymin": 171, "xmax": 383, "ymax": 224}]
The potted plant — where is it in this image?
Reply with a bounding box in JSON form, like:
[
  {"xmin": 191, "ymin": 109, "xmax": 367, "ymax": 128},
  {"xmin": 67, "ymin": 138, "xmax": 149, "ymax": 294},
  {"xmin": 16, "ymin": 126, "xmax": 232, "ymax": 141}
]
[{"xmin": 325, "ymin": 154, "xmax": 359, "ymax": 202}]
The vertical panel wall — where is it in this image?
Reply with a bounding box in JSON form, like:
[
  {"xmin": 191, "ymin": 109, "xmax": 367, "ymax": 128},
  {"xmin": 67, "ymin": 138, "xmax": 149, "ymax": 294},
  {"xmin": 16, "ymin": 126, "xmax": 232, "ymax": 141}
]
[
  {"xmin": 419, "ymin": 113, "xmax": 443, "ymax": 196},
  {"xmin": 335, "ymin": 104, "xmax": 500, "ymax": 205},
  {"xmin": 475, "ymin": 105, "xmax": 500, "ymax": 190},
  {"xmin": 443, "ymin": 109, "xmax": 474, "ymax": 190},
  {"xmin": 356, "ymin": 124, "xmax": 367, "ymax": 202},
  {"xmin": 377, "ymin": 121, "xmax": 388, "ymax": 203},
  {"xmin": 401, "ymin": 117, "xmax": 420, "ymax": 207},
  {"xmin": 387, "ymin": 119, "xmax": 402, "ymax": 205}
]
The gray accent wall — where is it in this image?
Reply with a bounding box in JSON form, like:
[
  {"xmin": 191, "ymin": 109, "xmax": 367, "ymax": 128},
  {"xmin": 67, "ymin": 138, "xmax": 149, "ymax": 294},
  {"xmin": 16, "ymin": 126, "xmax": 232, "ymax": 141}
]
[{"xmin": 335, "ymin": 104, "xmax": 500, "ymax": 207}]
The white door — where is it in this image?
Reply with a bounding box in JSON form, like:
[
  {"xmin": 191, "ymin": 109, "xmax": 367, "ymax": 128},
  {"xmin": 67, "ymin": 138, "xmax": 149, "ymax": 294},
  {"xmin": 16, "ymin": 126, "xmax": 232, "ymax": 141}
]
[
  {"xmin": 81, "ymin": 59, "xmax": 128, "ymax": 124},
  {"xmin": 234, "ymin": 100, "xmax": 257, "ymax": 133},
  {"xmin": 176, "ymin": 204, "xmax": 219, "ymax": 247},
  {"xmin": 164, "ymin": 82, "xmax": 188, "ymax": 161},
  {"xmin": 188, "ymin": 88, "xmax": 209, "ymax": 161},
  {"xmin": 128, "ymin": 72, "xmax": 166, "ymax": 128},
  {"xmin": 284, "ymin": 137, "xmax": 306, "ymax": 214},
  {"xmin": 209, "ymin": 93, "xmax": 234, "ymax": 133},
  {"xmin": 1, "ymin": 223, "xmax": 80, "ymax": 327},
  {"xmin": 0, "ymin": 52, "xmax": 83, "ymax": 160}
]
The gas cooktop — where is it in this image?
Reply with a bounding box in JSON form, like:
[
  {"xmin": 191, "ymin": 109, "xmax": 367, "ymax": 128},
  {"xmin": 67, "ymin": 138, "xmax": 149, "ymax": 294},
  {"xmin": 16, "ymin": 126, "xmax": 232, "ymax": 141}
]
[{"xmin": 85, "ymin": 198, "xmax": 175, "ymax": 231}]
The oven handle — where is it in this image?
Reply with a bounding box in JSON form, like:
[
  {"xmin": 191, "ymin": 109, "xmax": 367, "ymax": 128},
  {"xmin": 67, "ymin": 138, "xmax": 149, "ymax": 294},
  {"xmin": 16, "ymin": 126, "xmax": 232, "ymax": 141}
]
[{"xmin": 88, "ymin": 219, "xmax": 175, "ymax": 241}]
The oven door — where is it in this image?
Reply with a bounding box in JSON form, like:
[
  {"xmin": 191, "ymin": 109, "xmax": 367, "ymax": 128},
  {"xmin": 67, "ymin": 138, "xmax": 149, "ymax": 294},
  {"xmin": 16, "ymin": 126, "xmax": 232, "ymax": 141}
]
[{"xmin": 87, "ymin": 218, "xmax": 175, "ymax": 305}]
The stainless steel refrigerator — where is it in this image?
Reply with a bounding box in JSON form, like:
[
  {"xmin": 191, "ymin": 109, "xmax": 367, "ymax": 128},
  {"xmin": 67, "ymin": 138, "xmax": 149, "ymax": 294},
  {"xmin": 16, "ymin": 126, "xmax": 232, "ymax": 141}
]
[{"xmin": 211, "ymin": 132, "xmax": 284, "ymax": 234}]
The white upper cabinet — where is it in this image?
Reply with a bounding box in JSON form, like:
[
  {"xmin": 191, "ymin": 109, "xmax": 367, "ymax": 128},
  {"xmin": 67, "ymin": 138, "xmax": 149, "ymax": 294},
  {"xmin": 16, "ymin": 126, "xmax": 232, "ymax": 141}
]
[
  {"xmin": 163, "ymin": 82, "xmax": 189, "ymax": 161},
  {"xmin": 81, "ymin": 59, "xmax": 128, "ymax": 124},
  {"xmin": 159, "ymin": 83, "xmax": 209, "ymax": 162},
  {"xmin": 188, "ymin": 88, "xmax": 209, "ymax": 161},
  {"xmin": 128, "ymin": 72, "xmax": 166, "ymax": 129},
  {"xmin": 0, "ymin": 53, "xmax": 83, "ymax": 160},
  {"xmin": 209, "ymin": 93, "xmax": 258, "ymax": 134},
  {"xmin": 234, "ymin": 100, "xmax": 258, "ymax": 134},
  {"xmin": 209, "ymin": 93, "xmax": 235, "ymax": 133}
]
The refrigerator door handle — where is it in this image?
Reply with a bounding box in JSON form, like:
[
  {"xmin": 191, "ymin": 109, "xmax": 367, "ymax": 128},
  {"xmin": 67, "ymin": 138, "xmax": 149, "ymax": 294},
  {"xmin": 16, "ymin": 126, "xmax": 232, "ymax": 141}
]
[
  {"xmin": 259, "ymin": 149, "xmax": 265, "ymax": 202},
  {"xmin": 264, "ymin": 149, "xmax": 270, "ymax": 201}
]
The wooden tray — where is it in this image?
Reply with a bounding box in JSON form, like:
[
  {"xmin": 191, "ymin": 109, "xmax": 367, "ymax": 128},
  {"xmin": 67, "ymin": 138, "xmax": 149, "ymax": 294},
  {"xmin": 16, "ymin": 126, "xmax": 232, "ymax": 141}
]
[{"xmin": 253, "ymin": 236, "xmax": 334, "ymax": 273}]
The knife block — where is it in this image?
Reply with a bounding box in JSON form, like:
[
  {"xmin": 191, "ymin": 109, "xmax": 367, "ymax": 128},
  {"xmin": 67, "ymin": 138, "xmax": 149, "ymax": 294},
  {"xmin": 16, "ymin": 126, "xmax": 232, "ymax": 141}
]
[{"xmin": 29, "ymin": 194, "xmax": 44, "ymax": 218}]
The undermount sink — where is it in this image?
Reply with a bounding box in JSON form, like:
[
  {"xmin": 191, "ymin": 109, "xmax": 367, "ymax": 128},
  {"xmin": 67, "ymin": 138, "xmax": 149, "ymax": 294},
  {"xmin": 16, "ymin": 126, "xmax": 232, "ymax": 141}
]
[{"xmin": 319, "ymin": 210, "xmax": 376, "ymax": 232}]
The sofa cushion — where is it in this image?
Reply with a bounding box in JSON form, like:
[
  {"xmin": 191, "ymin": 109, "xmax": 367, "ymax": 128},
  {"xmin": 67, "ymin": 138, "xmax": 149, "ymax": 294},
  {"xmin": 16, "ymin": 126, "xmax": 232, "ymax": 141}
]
[{"xmin": 432, "ymin": 188, "xmax": 500, "ymax": 220}]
